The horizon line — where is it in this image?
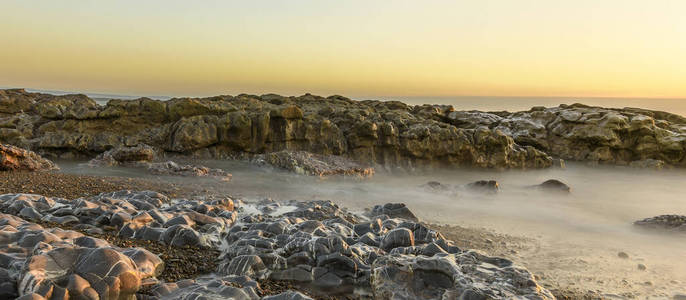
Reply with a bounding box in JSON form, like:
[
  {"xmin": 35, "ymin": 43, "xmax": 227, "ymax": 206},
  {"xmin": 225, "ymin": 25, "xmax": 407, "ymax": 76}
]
[{"xmin": 3, "ymin": 86, "xmax": 686, "ymax": 102}]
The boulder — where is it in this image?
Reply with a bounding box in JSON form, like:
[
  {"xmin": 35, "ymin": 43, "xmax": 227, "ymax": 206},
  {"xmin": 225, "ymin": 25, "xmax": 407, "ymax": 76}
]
[
  {"xmin": 535, "ymin": 179, "xmax": 571, "ymax": 193},
  {"xmin": 256, "ymin": 150, "xmax": 374, "ymax": 177},
  {"xmin": 466, "ymin": 180, "xmax": 499, "ymax": 194},
  {"xmin": 88, "ymin": 144, "xmax": 156, "ymax": 167},
  {"xmin": 370, "ymin": 203, "xmax": 418, "ymax": 222},
  {"xmin": 0, "ymin": 144, "xmax": 58, "ymax": 171}
]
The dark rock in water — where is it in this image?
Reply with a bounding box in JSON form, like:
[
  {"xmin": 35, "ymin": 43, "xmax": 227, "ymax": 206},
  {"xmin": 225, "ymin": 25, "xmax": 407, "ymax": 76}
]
[
  {"xmin": 629, "ymin": 159, "xmax": 665, "ymax": 169},
  {"xmin": 88, "ymin": 144, "xmax": 156, "ymax": 167},
  {"xmin": 420, "ymin": 181, "xmax": 455, "ymax": 195},
  {"xmin": 147, "ymin": 161, "xmax": 232, "ymax": 181},
  {"xmin": 370, "ymin": 203, "xmax": 418, "ymax": 222},
  {"xmin": 634, "ymin": 215, "xmax": 686, "ymax": 232},
  {"xmin": 535, "ymin": 179, "xmax": 571, "ymax": 193},
  {"xmin": 466, "ymin": 180, "xmax": 499, "ymax": 193},
  {"xmin": 255, "ymin": 150, "xmax": 374, "ymax": 177},
  {"xmin": 0, "ymin": 144, "xmax": 58, "ymax": 171}
]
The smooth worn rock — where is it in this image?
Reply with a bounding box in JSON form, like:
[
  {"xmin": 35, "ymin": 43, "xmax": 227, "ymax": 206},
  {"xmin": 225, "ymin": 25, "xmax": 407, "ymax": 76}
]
[{"xmin": 534, "ymin": 179, "xmax": 571, "ymax": 193}]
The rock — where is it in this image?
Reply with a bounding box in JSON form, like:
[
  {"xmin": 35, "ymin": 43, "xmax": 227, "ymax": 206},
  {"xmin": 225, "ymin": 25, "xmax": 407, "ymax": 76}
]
[
  {"xmin": 0, "ymin": 144, "xmax": 58, "ymax": 171},
  {"xmin": 629, "ymin": 159, "xmax": 666, "ymax": 169},
  {"xmin": 0, "ymin": 213, "xmax": 162, "ymax": 300},
  {"xmin": 535, "ymin": 179, "xmax": 571, "ymax": 193},
  {"xmin": 88, "ymin": 144, "xmax": 156, "ymax": 167},
  {"xmin": 673, "ymin": 293, "xmax": 686, "ymax": 300},
  {"xmin": 466, "ymin": 180, "xmax": 499, "ymax": 193},
  {"xmin": 0, "ymin": 89, "xmax": 557, "ymax": 170},
  {"xmin": 380, "ymin": 228, "xmax": 415, "ymax": 251},
  {"xmin": 146, "ymin": 161, "xmax": 231, "ymax": 181},
  {"xmin": 0, "ymin": 188, "xmax": 554, "ymax": 300},
  {"xmin": 637, "ymin": 263, "xmax": 646, "ymax": 271},
  {"xmin": 634, "ymin": 215, "xmax": 686, "ymax": 232},
  {"xmin": 262, "ymin": 291, "xmax": 313, "ymax": 300},
  {"xmin": 370, "ymin": 203, "xmax": 418, "ymax": 222},
  {"xmin": 256, "ymin": 150, "xmax": 374, "ymax": 177},
  {"xmin": 420, "ymin": 181, "xmax": 455, "ymax": 195},
  {"xmin": 371, "ymin": 252, "xmax": 553, "ymax": 299},
  {"xmin": 618, "ymin": 252, "xmax": 629, "ymax": 259}
]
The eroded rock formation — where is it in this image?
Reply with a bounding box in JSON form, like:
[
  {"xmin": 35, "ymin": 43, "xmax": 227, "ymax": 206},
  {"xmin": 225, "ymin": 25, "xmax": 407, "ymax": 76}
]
[
  {"xmin": 2, "ymin": 88, "xmax": 685, "ymax": 169},
  {"xmin": 0, "ymin": 144, "xmax": 58, "ymax": 171}
]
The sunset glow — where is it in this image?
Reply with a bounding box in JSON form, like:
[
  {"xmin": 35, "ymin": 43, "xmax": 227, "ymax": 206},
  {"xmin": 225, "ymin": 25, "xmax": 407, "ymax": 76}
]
[{"xmin": 1, "ymin": 0, "xmax": 685, "ymax": 98}]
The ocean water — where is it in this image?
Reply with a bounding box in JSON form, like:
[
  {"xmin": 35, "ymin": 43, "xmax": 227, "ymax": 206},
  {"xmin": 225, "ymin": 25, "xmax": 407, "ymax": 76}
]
[
  {"xmin": 92, "ymin": 94, "xmax": 686, "ymax": 116},
  {"xmin": 385, "ymin": 96, "xmax": 686, "ymax": 116}
]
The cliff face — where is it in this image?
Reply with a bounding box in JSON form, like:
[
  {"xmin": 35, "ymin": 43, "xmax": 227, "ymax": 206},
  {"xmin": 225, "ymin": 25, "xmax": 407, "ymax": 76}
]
[{"xmin": 1, "ymin": 88, "xmax": 685, "ymax": 169}]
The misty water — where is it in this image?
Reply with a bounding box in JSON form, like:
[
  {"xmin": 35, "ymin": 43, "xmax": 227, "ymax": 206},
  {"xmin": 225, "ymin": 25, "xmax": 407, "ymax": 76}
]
[{"xmin": 56, "ymin": 159, "xmax": 686, "ymax": 297}]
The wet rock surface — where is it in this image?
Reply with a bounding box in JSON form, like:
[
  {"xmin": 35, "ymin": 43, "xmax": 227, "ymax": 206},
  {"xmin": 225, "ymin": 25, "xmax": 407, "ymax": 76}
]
[
  {"xmin": 0, "ymin": 188, "xmax": 554, "ymax": 299},
  {"xmin": 0, "ymin": 144, "xmax": 58, "ymax": 171}
]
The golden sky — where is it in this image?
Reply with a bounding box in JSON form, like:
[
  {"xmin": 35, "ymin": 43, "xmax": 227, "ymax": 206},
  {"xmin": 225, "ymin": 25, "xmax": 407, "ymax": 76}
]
[{"xmin": 1, "ymin": 0, "xmax": 685, "ymax": 98}]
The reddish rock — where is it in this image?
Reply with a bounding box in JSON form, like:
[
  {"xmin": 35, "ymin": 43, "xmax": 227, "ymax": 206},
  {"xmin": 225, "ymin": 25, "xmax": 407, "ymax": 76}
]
[{"xmin": 0, "ymin": 144, "xmax": 58, "ymax": 171}]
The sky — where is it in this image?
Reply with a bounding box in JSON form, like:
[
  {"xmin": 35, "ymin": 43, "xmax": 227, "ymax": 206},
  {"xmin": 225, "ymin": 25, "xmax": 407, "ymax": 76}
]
[{"xmin": 1, "ymin": 0, "xmax": 685, "ymax": 99}]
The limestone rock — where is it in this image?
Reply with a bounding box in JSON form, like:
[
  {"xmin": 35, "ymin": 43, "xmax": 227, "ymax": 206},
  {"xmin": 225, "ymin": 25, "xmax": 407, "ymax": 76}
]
[
  {"xmin": 256, "ymin": 150, "xmax": 374, "ymax": 177},
  {"xmin": 0, "ymin": 144, "xmax": 58, "ymax": 171},
  {"xmin": 88, "ymin": 144, "xmax": 156, "ymax": 167}
]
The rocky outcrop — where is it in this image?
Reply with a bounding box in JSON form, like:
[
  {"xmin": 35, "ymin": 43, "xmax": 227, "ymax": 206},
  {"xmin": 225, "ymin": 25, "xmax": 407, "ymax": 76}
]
[
  {"xmin": 0, "ymin": 144, "xmax": 58, "ymax": 171},
  {"xmin": 3, "ymin": 89, "xmax": 684, "ymax": 169},
  {"xmin": 255, "ymin": 150, "xmax": 374, "ymax": 177},
  {"xmin": 0, "ymin": 89, "xmax": 551, "ymax": 170}
]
